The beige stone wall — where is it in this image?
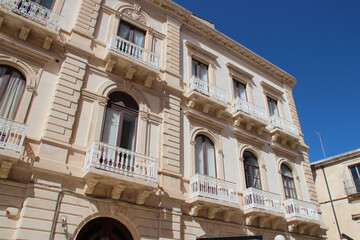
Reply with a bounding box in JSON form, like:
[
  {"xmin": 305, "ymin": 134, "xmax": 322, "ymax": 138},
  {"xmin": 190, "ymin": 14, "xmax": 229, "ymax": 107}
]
[{"xmin": 0, "ymin": 0, "xmax": 324, "ymax": 239}]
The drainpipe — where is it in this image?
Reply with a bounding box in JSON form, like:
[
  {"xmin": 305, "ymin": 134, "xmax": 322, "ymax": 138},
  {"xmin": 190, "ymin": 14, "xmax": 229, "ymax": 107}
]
[
  {"xmin": 321, "ymin": 166, "xmax": 341, "ymax": 238},
  {"xmin": 49, "ymin": 189, "xmax": 64, "ymax": 240}
]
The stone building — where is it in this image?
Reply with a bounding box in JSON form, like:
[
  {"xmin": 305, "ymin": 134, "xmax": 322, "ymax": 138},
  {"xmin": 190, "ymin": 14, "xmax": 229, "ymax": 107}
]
[
  {"xmin": 0, "ymin": 0, "xmax": 325, "ymax": 239},
  {"xmin": 312, "ymin": 149, "xmax": 360, "ymax": 240}
]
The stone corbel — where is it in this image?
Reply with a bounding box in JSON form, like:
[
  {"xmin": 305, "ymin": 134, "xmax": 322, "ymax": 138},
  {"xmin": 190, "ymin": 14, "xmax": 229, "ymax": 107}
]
[
  {"xmin": 188, "ymin": 98, "xmax": 196, "ymax": 108},
  {"xmin": 136, "ymin": 190, "xmax": 152, "ymax": 205},
  {"xmin": 281, "ymin": 137, "xmax": 288, "ymax": 145},
  {"xmin": 202, "ymin": 103, "xmax": 211, "ymax": 113},
  {"xmin": 19, "ymin": 25, "xmax": 31, "ymax": 41},
  {"xmin": 290, "ymin": 140, "xmax": 298, "ymax": 149},
  {"xmin": 257, "ymin": 126, "xmax": 264, "ymax": 135},
  {"xmin": 125, "ymin": 65, "xmax": 136, "ymax": 81},
  {"xmin": 144, "ymin": 75, "xmax": 155, "ymax": 88},
  {"xmin": 245, "ymin": 121, "xmax": 255, "ymax": 131},
  {"xmin": 272, "ymin": 133, "xmax": 280, "ymax": 142},
  {"xmin": 0, "ymin": 160, "xmax": 13, "ymax": 179},
  {"xmin": 189, "ymin": 204, "xmax": 203, "ymax": 216},
  {"xmin": 298, "ymin": 224, "xmax": 307, "ymax": 234},
  {"xmin": 288, "ymin": 223, "xmax": 298, "ymax": 232},
  {"xmin": 270, "ymin": 219, "xmax": 281, "ymax": 230},
  {"xmin": 84, "ymin": 177, "xmax": 99, "ymax": 194},
  {"xmin": 223, "ymin": 209, "xmax": 234, "ymax": 222},
  {"xmin": 208, "ymin": 207, "xmax": 220, "ymax": 219},
  {"xmin": 43, "ymin": 35, "xmax": 54, "ymax": 50},
  {"xmin": 105, "ymin": 58, "xmax": 116, "ymax": 72},
  {"xmin": 234, "ymin": 118, "xmax": 242, "ymax": 127},
  {"xmin": 245, "ymin": 215, "xmax": 257, "ymax": 226},
  {"xmin": 215, "ymin": 109, "xmax": 224, "ymax": 118},
  {"xmin": 111, "ymin": 184, "xmax": 126, "ymax": 200}
]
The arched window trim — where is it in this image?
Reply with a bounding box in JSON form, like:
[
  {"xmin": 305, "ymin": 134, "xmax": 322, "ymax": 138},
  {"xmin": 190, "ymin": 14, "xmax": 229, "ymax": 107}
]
[
  {"xmin": 0, "ymin": 56, "xmax": 37, "ymax": 123},
  {"xmin": 243, "ymin": 150, "xmax": 261, "ymax": 189},
  {"xmin": 278, "ymin": 159, "xmax": 300, "ymax": 200}
]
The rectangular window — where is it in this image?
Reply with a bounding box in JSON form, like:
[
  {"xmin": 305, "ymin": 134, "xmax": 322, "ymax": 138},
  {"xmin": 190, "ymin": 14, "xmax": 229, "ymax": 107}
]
[
  {"xmin": 267, "ymin": 97, "xmax": 278, "ymax": 116},
  {"xmin": 118, "ymin": 22, "xmax": 145, "ymax": 47},
  {"xmin": 349, "ymin": 164, "xmax": 360, "ymax": 193},
  {"xmin": 192, "ymin": 59, "xmax": 208, "ymax": 81},
  {"xmin": 233, "ymin": 80, "xmax": 246, "ymax": 100}
]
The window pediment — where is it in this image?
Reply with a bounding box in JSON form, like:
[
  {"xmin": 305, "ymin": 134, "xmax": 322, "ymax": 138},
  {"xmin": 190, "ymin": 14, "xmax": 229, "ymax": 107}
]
[
  {"xmin": 226, "ymin": 62, "xmax": 253, "ymax": 84},
  {"xmin": 186, "ymin": 41, "xmax": 217, "ymax": 66},
  {"xmin": 260, "ymin": 81, "xmax": 283, "ymax": 100}
]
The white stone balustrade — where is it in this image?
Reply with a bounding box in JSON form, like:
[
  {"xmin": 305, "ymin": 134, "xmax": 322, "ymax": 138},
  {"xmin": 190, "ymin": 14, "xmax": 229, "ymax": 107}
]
[
  {"xmin": 84, "ymin": 141, "xmax": 158, "ymax": 183},
  {"xmin": 0, "ymin": 117, "xmax": 27, "ymax": 152},
  {"xmin": 231, "ymin": 98, "xmax": 267, "ymax": 121},
  {"xmin": 0, "ymin": 0, "xmax": 63, "ymax": 31},
  {"xmin": 344, "ymin": 179, "xmax": 360, "ymax": 196},
  {"xmin": 190, "ymin": 173, "xmax": 238, "ymax": 203},
  {"xmin": 187, "ymin": 76, "xmax": 227, "ymax": 104},
  {"xmin": 283, "ymin": 198, "xmax": 318, "ymax": 221},
  {"xmin": 269, "ymin": 115, "xmax": 299, "ymax": 136},
  {"xmin": 107, "ymin": 35, "xmax": 160, "ymax": 71},
  {"xmin": 243, "ymin": 187, "xmax": 283, "ymax": 213}
]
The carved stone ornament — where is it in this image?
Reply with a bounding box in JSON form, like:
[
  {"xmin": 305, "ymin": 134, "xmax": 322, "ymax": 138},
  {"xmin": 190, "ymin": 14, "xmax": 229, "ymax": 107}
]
[
  {"xmin": 136, "ymin": 190, "xmax": 152, "ymax": 205},
  {"xmin": 121, "ymin": 5, "xmax": 147, "ymax": 25},
  {"xmin": 84, "ymin": 177, "xmax": 99, "ymax": 194}
]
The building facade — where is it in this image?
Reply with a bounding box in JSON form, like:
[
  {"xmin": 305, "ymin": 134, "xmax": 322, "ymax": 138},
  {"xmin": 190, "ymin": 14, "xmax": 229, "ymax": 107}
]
[
  {"xmin": 0, "ymin": 0, "xmax": 325, "ymax": 239},
  {"xmin": 312, "ymin": 149, "xmax": 360, "ymax": 240}
]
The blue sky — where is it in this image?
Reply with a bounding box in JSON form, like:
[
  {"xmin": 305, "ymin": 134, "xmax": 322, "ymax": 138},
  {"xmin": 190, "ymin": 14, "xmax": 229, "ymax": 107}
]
[{"xmin": 172, "ymin": 0, "xmax": 360, "ymax": 162}]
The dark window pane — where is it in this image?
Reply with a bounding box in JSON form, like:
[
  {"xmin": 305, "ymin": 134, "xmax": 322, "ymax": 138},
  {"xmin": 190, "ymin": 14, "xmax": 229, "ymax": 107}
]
[
  {"xmin": 120, "ymin": 114, "xmax": 136, "ymax": 151},
  {"xmin": 40, "ymin": 0, "xmax": 54, "ymax": 9}
]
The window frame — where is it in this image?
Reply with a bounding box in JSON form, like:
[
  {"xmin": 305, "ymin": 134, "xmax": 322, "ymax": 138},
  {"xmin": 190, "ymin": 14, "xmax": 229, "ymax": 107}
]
[
  {"xmin": 349, "ymin": 164, "xmax": 360, "ymax": 193},
  {"xmin": 192, "ymin": 58, "xmax": 208, "ymax": 82},
  {"xmin": 195, "ymin": 134, "xmax": 217, "ymax": 177},
  {"xmin": 0, "ymin": 65, "xmax": 26, "ymax": 120},
  {"xmin": 281, "ymin": 164, "xmax": 297, "ymax": 199},
  {"xmin": 233, "ymin": 79, "xmax": 247, "ymax": 100},
  {"xmin": 117, "ymin": 21, "xmax": 146, "ymax": 47},
  {"xmin": 267, "ymin": 96, "xmax": 279, "ymax": 117},
  {"xmin": 243, "ymin": 151, "xmax": 261, "ymax": 189},
  {"xmin": 102, "ymin": 92, "xmax": 139, "ymax": 151},
  {"xmin": 31, "ymin": 0, "xmax": 56, "ymax": 10}
]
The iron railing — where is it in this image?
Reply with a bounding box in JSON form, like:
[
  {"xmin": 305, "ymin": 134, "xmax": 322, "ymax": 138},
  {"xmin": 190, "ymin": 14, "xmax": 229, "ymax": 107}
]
[
  {"xmin": 186, "ymin": 76, "xmax": 227, "ymax": 104},
  {"xmin": 106, "ymin": 35, "xmax": 160, "ymax": 70},
  {"xmin": 243, "ymin": 187, "xmax": 283, "ymax": 213},
  {"xmin": 231, "ymin": 98, "xmax": 267, "ymax": 122},
  {"xmin": 283, "ymin": 198, "xmax": 318, "ymax": 221},
  {"xmin": 0, "ymin": 117, "xmax": 27, "ymax": 152},
  {"xmin": 0, "ymin": 0, "xmax": 63, "ymax": 31},
  {"xmin": 190, "ymin": 173, "xmax": 238, "ymax": 203},
  {"xmin": 269, "ymin": 115, "xmax": 299, "ymax": 136},
  {"xmin": 84, "ymin": 141, "xmax": 158, "ymax": 183}
]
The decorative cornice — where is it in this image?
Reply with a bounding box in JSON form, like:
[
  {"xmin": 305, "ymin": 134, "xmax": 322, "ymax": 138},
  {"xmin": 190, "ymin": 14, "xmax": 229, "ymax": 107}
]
[
  {"xmin": 260, "ymin": 81, "xmax": 284, "ymax": 100},
  {"xmin": 146, "ymin": 0, "xmax": 297, "ymax": 87},
  {"xmin": 185, "ymin": 41, "xmax": 217, "ymax": 64},
  {"xmin": 226, "ymin": 62, "xmax": 253, "ymax": 82}
]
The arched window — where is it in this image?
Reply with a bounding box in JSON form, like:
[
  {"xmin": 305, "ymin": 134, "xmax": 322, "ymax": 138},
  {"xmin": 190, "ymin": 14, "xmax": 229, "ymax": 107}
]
[
  {"xmin": 281, "ymin": 164, "xmax": 297, "ymax": 199},
  {"xmin": 243, "ymin": 151, "xmax": 261, "ymax": 189},
  {"xmin": 195, "ymin": 135, "xmax": 216, "ymax": 177},
  {"xmin": 0, "ymin": 65, "xmax": 26, "ymax": 120},
  {"xmin": 102, "ymin": 92, "xmax": 138, "ymax": 151}
]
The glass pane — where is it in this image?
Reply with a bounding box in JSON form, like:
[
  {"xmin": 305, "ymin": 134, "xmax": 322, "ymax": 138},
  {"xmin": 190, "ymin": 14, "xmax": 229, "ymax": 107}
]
[
  {"xmin": 281, "ymin": 164, "xmax": 293, "ymax": 177},
  {"xmin": 272, "ymin": 101, "xmax": 278, "ymax": 116},
  {"xmin": 120, "ymin": 114, "xmax": 136, "ymax": 151},
  {"xmin": 102, "ymin": 108, "xmax": 120, "ymax": 146},
  {"xmin": 195, "ymin": 135, "xmax": 204, "ymax": 174},
  {"xmin": 118, "ymin": 23, "xmax": 131, "ymax": 40},
  {"xmin": 233, "ymin": 81, "xmax": 239, "ymax": 98},
  {"xmin": 192, "ymin": 59, "xmax": 198, "ymax": 78},
  {"xmin": 205, "ymin": 137, "xmax": 215, "ymax": 177},
  {"xmin": 39, "ymin": 0, "xmax": 54, "ymax": 9},
  {"xmin": 133, "ymin": 30, "xmax": 144, "ymax": 46},
  {"xmin": 200, "ymin": 63, "xmax": 207, "ymax": 81},
  {"xmin": 243, "ymin": 151, "xmax": 258, "ymax": 166}
]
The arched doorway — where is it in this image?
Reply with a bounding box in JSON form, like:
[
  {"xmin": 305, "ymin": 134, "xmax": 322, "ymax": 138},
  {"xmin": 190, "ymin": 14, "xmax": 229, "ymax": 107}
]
[{"xmin": 76, "ymin": 217, "xmax": 133, "ymax": 240}]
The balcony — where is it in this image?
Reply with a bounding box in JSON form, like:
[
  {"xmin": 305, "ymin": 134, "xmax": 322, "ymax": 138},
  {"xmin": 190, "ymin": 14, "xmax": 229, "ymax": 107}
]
[
  {"xmin": 83, "ymin": 141, "xmax": 158, "ymax": 202},
  {"xmin": 344, "ymin": 179, "xmax": 360, "ymax": 198},
  {"xmin": 189, "ymin": 173, "xmax": 237, "ymax": 203},
  {"xmin": 232, "ymin": 98, "xmax": 267, "ymax": 134},
  {"xmin": 185, "ymin": 76, "xmax": 227, "ymax": 118},
  {"xmin": 243, "ymin": 187, "xmax": 283, "ymax": 214},
  {"xmin": 0, "ymin": 117, "xmax": 27, "ymax": 179},
  {"xmin": 105, "ymin": 35, "xmax": 160, "ymax": 84},
  {"xmin": 0, "ymin": 0, "xmax": 62, "ymax": 49},
  {"xmin": 269, "ymin": 115, "xmax": 300, "ymax": 149},
  {"xmin": 283, "ymin": 198, "xmax": 318, "ymax": 222}
]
